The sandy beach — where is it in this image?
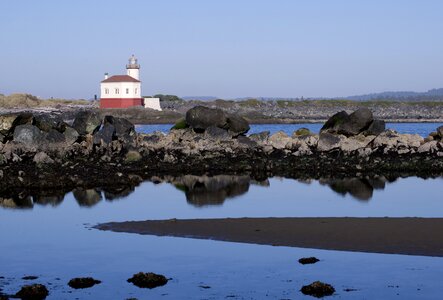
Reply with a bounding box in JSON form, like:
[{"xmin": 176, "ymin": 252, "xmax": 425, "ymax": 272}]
[{"xmin": 96, "ymin": 217, "xmax": 443, "ymax": 257}]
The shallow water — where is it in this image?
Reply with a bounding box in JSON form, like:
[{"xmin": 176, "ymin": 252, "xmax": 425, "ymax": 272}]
[
  {"xmin": 1, "ymin": 174, "xmax": 443, "ymax": 299},
  {"xmin": 136, "ymin": 122, "xmax": 441, "ymax": 137}
]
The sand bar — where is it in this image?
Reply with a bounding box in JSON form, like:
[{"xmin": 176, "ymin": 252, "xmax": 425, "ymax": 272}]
[{"xmin": 96, "ymin": 217, "xmax": 443, "ymax": 257}]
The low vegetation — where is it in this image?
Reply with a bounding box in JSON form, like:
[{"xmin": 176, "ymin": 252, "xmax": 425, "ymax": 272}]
[{"xmin": 0, "ymin": 93, "xmax": 93, "ymax": 109}]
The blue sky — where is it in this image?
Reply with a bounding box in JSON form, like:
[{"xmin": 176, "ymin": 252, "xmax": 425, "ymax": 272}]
[{"xmin": 1, "ymin": 0, "xmax": 442, "ymax": 99}]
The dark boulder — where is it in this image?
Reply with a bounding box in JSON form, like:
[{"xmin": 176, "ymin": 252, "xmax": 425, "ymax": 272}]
[
  {"xmin": 72, "ymin": 111, "xmax": 101, "ymax": 136},
  {"xmin": 185, "ymin": 106, "xmax": 227, "ymax": 132},
  {"xmin": 104, "ymin": 115, "xmax": 135, "ymax": 138},
  {"xmin": 22, "ymin": 276, "xmax": 38, "ymax": 280},
  {"xmin": 13, "ymin": 125, "xmax": 44, "ymax": 145},
  {"xmin": 300, "ymin": 281, "xmax": 335, "ymax": 298},
  {"xmin": 93, "ymin": 124, "xmax": 115, "ymax": 145},
  {"xmin": 226, "ymin": 114, "xmax": 250, "ymax": 136},
  {"xmin": 33, "ymin": 114, "xmax": 62, "ymax": 132},
  {"xmin": 127, "ymin": 272, "xmax": 168, "ymax": 289},
  {"xmin": 63, "ymin": 127, "xmax": 79, "ymax": 144},
  {"xmin": 237, "ymin": 135, "xmax": 257, "ymax": 147},
  {"xmin": 298, "ymin": 257, "xmax": 320, "ymax": 265},
  {"xmin": 204, "ymin": 126, "xmax": 231, "ymax": 140},
  {"xmin": 11, "ymin": 113, "xmax": 34, "ymax": 128},
  {"xmin": 322, "ymin": 108, "xmax": 374, "ymax": 136},
  {"xmin": 15, "ymin": 284, "xmax": 49, "ymax": 300},
  {"xmin": 320, "ymin": 111, "xmax": 348, "ymax": 133},
  {"xmin": 68, "ymin": 277, "xmax": 101, "ymax": 289},
  {"xmin": 45, "ymin": 129, "xmax": 65, "ymax": 143},
  {"xmin": 362, "ymin": 119, "xmax": 386, "ymax": 136}
]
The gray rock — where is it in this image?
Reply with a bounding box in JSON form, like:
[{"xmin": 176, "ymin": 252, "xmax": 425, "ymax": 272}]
[
  {"xmin": 320, "ymin": 111, "xmax": 348, "ymax": 133},
  {"xmin": 33, "ymin": 151, "xmax": 54, "ymax": 164},
  {"xmin": 338, "ymin": 108, "xmax": 373, "ymax": 136},
  {"xmin": 45, "ymin": 129, "xmax": 66, "ymax": 143},
  {"xmin": 13, "ymin": 125, "xmax": 43, "ymax": 145},
  {"xmin": 268, "ymin": 131, "xmax": 292, "ymax": 149},
  {"xmin": 104, "ymin": 115, "xmax": 135, "ymax": 138},
  {"xmin": 204, "ymin": 126, "xmax": 231, "ymax": 140},
  {"xmin": 236, "ymin": 135, "xmax": 257, "ymax": 147},
  {"xmin": 437, "ymin": 125, "xmax": 443, "ymax": 138},
  {"xmin": 226, "ymin": 114, "xmax": 250, "ymax": 136},
  {"xmin": 321, "ymin": 108, "xmax": 374, "ymax": 136},
  {"xmin": 0, "ymin": 132, "xmax": 4, "ymax": 143},
  {"xmin": 34, "ymin": 114, "xmax": 62, "ymax": 132},
  {"xmin": 64, "ymin": 127, "xmax": 79, "ymax": 144},
  {"xmin": 72, "ymin": 111, "xmax": 101, "ymax": 135},
  {"xmin": 317, "ymin": 132, "xmax": 346, "ymax": 152},
  {"xmin": 186, "ymin": 106, "xmax": 227, "ymax": 132},
  {"xmin": 93, "ymin": 124, "xmax": 115, "ymax": 144},
  {"xmin": 363, "ymin": 119, "xmax": 386, "ymax": 136}
]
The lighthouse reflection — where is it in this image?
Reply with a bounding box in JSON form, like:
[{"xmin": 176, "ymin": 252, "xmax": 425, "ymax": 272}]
[{"xmin": 0, "ymin": 174, "xmax": 420, "ymax": 210}]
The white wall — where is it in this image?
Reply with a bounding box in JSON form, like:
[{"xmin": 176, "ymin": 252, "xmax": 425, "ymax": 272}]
[
  {"xmin": 101, "ymin": 82, "xmax": 141, "ymax": 98},
  {"xmin": 143, "ymin": 97, "xmax": 162, "ymax": 111},
  {"xmin": 127, "ymin": 68, "xmax": 140, "ymax": 80}
]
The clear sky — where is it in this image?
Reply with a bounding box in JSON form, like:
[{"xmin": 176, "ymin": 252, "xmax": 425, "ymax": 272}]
[{"xmin": 1, "ymin": 0, "xmax": 442, "ymax": 99}]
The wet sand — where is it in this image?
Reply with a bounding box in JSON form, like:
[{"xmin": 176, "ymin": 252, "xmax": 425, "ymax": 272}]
[{"xmin": 96, "ymin": 217, "xmax": 443, "ymax": 257}]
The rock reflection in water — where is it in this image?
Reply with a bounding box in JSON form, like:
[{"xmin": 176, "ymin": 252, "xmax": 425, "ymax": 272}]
[
  {"xmin": 171, "ymin": 175, "xmax": 258, "ymax": 207},
  {"xmin": 319, "ymin": 176, "xmax": 388, "ymax": 201}
]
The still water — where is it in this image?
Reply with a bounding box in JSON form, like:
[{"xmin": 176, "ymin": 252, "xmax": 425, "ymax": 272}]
[
  {"xmin": 1, "ymin": 123, "xmax": 443, "ymax": 299},
  {"xmin": 136, "ymin": 122, "xmax": 441, "ymax": 137}
]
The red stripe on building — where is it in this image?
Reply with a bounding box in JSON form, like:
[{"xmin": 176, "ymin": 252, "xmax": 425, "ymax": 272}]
[{"xmin": 100, "ymin": 98, "xmax": 143, "ymax": 108}]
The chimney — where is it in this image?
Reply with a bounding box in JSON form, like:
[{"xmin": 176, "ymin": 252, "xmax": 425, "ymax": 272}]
[{"xmin": 104, "ymin": 73, "xmax": 109, "ymax": 80}]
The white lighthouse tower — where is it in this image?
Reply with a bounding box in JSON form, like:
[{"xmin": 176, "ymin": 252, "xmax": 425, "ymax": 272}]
[{"xmin": 126, "ymin": 54, "xmax": 140, "ymax": 80}]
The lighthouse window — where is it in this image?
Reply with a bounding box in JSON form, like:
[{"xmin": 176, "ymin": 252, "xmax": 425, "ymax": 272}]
[
  {"xmin": 104, "ymin": 88, "xmax": 109, "ymax": 94},
  {"xmin": 115, "ymin": 88, "xmax": 119, "ymax": 94},
  {"xmin": 135, "ymin": 88, "xmax": 138, "ymax": 94},
  {"xmin": 126, "ymin": 88, "xmax": 129, "ymax": 94}
]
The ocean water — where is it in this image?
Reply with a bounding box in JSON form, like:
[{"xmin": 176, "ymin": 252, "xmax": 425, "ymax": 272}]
[{"xmin": 136, "ymin": 122, "xmax": 441, "ymax": 137}]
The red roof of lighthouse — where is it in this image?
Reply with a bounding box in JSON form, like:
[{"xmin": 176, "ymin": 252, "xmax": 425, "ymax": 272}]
[{"xmin": 101, "ymin": 75, "xmax": 140, "ymax": 83}]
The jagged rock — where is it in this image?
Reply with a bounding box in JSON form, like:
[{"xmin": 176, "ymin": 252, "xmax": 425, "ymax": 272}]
[
  {"xmin": 15, "ymin": 284, "xmax": 49, "ymax": 300},
  {"xmin": 437, "ymin": 125, "xmax": 443, "ymax": 139},
  {"xmin": 63, "ymin": 127, "xmax": 79, "ymax": 144},
  {"xmin": 93, "ymin": 124, "xmax": 115, "ymax": 144},
  {"xmin": 320, "ymin": 111, "xmax": 349, "ymax": 133},
  {"xmin": 237, "ymin": 135, "xmax": 258, "ymax": 147},
  {"xmin": 322, "ymin": 108, "xmax": 374, "ymax": 136},
  {"xmin": 418, "ymin": 141, "xmax": 439, "ymax": 153},
  {"xmin": 13, "ymin": 125, "xmax": 44, "ymax": 145},
  {"xmin": 249, "ymin": 131, "xmax": 270, "ymax": 143},
  {"xmin": 339, "ymin": 135, "xmax": 375, "ymax": 152},
  {"xmin": 373, "ymin": 130, "xmax": 423, "ymax": 151},
  {"xmin": 104, "ymin": 115, "xmax": 135, "ymax": 138},
  {"xmin": 127, "ymin": 272, "xmax": 168, "ymax": 289},
  {"xmin": 72, "ymin": 111, "xmax": 101, "ymax": 135},
  {"xmin": 362, "ymin": 119, "xmax": 386, "ymax": 136},
  {"xmin": 33, "ymin": 152, "xmax": 54, "ymax": 164},
  {"xmin": 45, "ymin": 129, "xmax": 65, "ymax": 143},
  {"xmin": 34, "ymin": 114, "xmax": 62, "ymax": 132},
  {"xmin": 226, "ymin": 114, "xmax": 250, "ymax": 136},
  {"xmin": 185, "ymin": 106, "xmax": 227, "ymax": 132},
  {"xmin": 68, "ymin": 277, "xmax": 101, "ymax": 289},
  {"xmin": 11, "ymin": 113, "xmax": 34, "ymax": 128},
  {"xmin": 301, "ymin": 281, "xmax": 335, "ymax": 297},
  {"xmin": 268, "ymin": 131, "xmax": 292, "ymax": 149},
  {"xmin": 317, "ymin": 132, "xmax": 346, "ymax": 152},
  {"xmin": 204, "ymin": 126, "xmax": 231, "ymax": 140}
]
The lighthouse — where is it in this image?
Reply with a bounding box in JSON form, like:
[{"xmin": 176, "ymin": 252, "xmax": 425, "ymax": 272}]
[{"xmin": 99, "ymin": 55, "xmax": 161, "ymax": 110}]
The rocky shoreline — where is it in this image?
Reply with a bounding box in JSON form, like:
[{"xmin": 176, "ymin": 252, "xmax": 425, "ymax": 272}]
[{"xmin": 0, "ymin": 107, "xmax": 443, "ymax": 194}]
